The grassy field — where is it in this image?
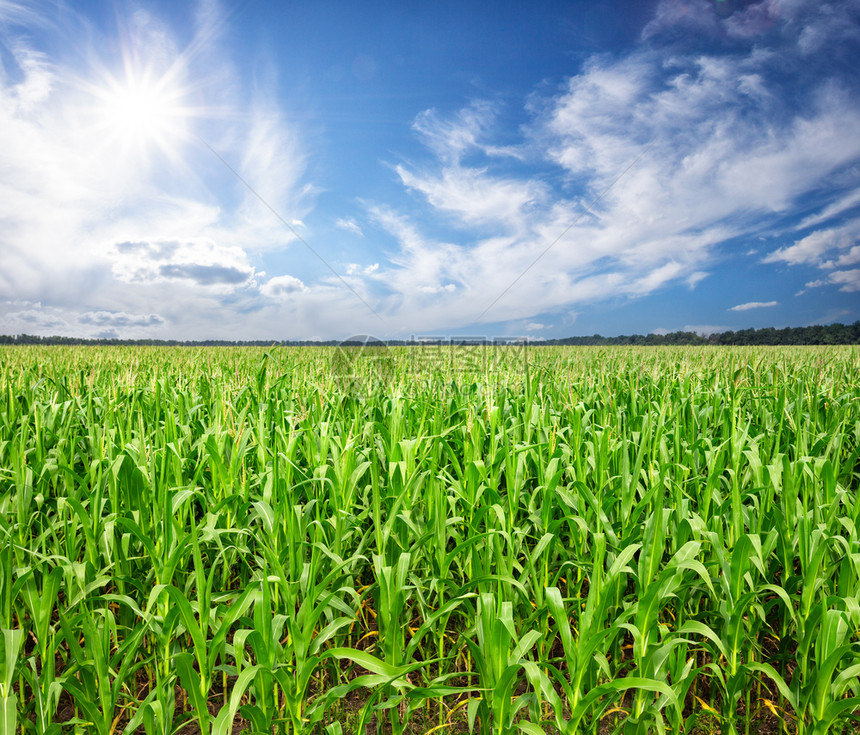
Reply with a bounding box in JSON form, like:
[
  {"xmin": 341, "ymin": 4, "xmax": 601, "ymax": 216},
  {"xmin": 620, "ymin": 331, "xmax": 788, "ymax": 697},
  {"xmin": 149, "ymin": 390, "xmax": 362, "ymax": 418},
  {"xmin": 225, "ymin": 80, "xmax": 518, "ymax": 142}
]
[{"xmin": 1, "ymin": 345, "xmax": 858, "ymax": 735}]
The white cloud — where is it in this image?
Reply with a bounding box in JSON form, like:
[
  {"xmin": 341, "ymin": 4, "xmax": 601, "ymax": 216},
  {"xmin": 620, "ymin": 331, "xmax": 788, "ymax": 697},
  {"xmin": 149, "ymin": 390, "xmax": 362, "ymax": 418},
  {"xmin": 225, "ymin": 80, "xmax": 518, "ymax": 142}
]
[
  {"xmin": 236, "ymin": 100, "xmax": 316, "ymax": 245},
  {"xmin": 643, "ymin": 0, "xmax": 846, "ymax": 46},
  {"xmin": 345, "ymin": 262, "xmax": 379, "ymax": 276},
  {"xmin": 4, "ymin": 308, "xmax": 70, "ymax": 331},
  {"xmin": 395, "ymin": 163, "xmax": 548, "ymax": 232},
  {"xmin": 412, "ymin": 101, "xmax": 523, "ymax": 164},
  {"xmin": 0, "ymin": 1, "xmax": 50, "ymax": 28},
  {"xmin": 686, "ymin": 271, "xmax": 708, "ymax": 288},
  {"xmin": 111, "ymin": 237, "xmax": 255, "ymax": 288},
  {"xmin": 763, "ymin": 218, "xmax": 860, "ymax": 295},
  {"xmin": 418, "ymin": 283, "xmax": 456, "ymax": 294},
  {"xmin": 336, "ymin": 217, "xmax": 364, "ymax": 236},
  {"xmin": 827, "ymin": 245, "xmax": 860, "ymax": 268},
  {"xmin": 806, "ymin": 269, "xmax": 860, "ymax": 292},
  {"xmin": 260, "ymin": 274, "xmax": 306, "ymax": 300},
  {"xmin": 765, "ymin": 220, "xmax": 860, "ymax": 266},
  {"xmin": 1, "ymin": 304, "xmax": 167, "ymax": 337},
  {"xmin": 797, "ymin": 188, "xmax": 860, "ymax": 230},
  {"xmin": 729, "ymin": 301, "xmax": 778, "ymax": 312},
  {"xmin": 642, "ymin": 0, "xmax": 722, "ymax": 39},
  {"xmin": 78, "ymin": 311, "xmax": 166, "ymax": 328},
  {"xmin": 828, "ymin": 269, "xmax": 860, "ymax": 292}
]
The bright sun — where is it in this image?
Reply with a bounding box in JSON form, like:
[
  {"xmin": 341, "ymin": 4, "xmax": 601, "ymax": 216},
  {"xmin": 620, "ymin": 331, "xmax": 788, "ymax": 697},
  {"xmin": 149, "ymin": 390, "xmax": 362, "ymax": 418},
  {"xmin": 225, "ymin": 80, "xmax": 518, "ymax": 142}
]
[{"xmin": 91, "ymin": 67, "xmax": 189, "ymax": 156}]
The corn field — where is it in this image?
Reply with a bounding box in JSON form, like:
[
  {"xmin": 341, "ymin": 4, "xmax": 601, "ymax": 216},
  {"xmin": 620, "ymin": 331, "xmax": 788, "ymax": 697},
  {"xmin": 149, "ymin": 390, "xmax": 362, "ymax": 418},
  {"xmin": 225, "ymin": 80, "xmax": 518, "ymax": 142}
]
[{"xmin": 1, "ymin": 345, "xmax": 858, "ymax": 735}]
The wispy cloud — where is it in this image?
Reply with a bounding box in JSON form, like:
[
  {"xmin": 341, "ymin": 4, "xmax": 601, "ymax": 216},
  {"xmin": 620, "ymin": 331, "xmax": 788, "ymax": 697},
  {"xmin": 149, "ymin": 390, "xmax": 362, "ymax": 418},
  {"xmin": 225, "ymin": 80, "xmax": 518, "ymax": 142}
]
[
  {"xmin": 336, "ymin": 217, "xmax": 364, "ymax": 236},
  {"xmin": 764, "ymin": 218, "xmax": 860, "ymax": 294},
  {"xmin": 806, "ymin": 269, "xmax": 860, "ymax": 293},
  {"xmin": 764, "ymin": 220, "xmax": 860, "ymax": 266},
  {"xmin": 796, "ymin": 188, "xmax": 860, "ymax": 230},
  {"xmin": 0, "ymin": 0, "xmax": 49, "ymax": 27},
  {"xmin": 396, "ymin": 163, "xmax": 548, "ymax": 232},
  {"xmin": 235, "ymin": 100, "xmax": 316, "ymax": 247},
  {"xmin": 729, "ymin": 301, "xmax": 778, "ymax": 312},
  {"xmin": 411, "ymin": 101, "xmax": 523, "ymax": 164}
]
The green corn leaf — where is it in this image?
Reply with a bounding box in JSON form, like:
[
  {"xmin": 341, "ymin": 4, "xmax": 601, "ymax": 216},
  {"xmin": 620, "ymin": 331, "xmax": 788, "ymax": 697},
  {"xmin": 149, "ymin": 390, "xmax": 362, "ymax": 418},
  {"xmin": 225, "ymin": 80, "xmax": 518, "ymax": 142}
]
[{"xmin": 1, "ymin": 694, "xmax": 17, "ymax": 735}]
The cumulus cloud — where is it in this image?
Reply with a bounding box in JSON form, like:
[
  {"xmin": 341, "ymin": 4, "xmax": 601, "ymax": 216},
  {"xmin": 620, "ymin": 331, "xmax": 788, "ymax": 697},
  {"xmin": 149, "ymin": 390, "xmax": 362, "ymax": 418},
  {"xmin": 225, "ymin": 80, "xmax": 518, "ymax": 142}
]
[
  {"xmin": 111, "ymin": 237, "xmax": 255, "ymax": 287},
  {"xmin": 643, "ymin": 0, "xmax": 853, "ymax": 46},
  {"xmin": 4, "ymin": 308, "xmax": 70, "ymax": 330},
  {"xmin": 345, "ymin": 263, "xmax": 379, "ymax": 275},
  {"xmin": 729, "ymin": 301, "xmax": 778, "ymax": 312},
  {"xmin": 827, "ymin": 245, "xmax": 860, "ymax": 268},
  {"xmin": 158, "ymin": 264, "xmax": 251, "ymax": 285},
  {"xmin": 260, "ymin": 275, "xmax": 306, "ymax": 300},
  {"xmin": 0, "ymin": 305, "xmax": 166, "ymax": 336},
  {"xmin": 826, "ymin": 269, "xmax": 860, "ymax": 292}
]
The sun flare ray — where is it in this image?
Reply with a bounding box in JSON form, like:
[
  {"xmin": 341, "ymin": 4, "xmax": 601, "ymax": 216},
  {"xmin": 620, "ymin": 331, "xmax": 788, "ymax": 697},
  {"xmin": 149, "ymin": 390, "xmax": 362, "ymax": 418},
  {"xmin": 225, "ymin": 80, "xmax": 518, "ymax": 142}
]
[{"xmin": 86, "ymin": 63, "xmax": 193, "ymax": 161}]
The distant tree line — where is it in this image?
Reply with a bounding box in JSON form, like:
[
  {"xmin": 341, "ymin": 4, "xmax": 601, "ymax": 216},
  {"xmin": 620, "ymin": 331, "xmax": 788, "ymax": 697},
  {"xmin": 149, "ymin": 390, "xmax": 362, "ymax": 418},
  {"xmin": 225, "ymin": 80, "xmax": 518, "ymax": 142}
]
[
  {"xmin": 544, "ymin": 321, "xmax": 860, "ymax": 346},
  {"xmin": 1, "ymin": 321, "xmax": 858, "ymax": 346},
  {"xmin": 705, "ymin": 322, "xmax": 860, "ymax": 345},
  {"xmin": 0, "ymin": 335, "xmax": 290, "ymax": 346}
]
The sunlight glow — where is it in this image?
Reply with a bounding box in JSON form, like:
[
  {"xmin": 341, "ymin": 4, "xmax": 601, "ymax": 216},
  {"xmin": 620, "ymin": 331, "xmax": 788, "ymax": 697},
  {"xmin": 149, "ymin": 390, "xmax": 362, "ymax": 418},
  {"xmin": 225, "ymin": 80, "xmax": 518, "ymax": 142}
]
[{"xmin": 90, "ymin": 67, "xmax": 190, "ymax": 159}]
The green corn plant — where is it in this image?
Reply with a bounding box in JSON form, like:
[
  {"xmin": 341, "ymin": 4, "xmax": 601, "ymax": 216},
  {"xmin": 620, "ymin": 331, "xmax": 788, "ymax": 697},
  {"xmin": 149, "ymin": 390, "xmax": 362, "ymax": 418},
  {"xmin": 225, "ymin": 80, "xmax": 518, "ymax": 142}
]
[
  {"xmin": 543, "ymin": 536, "xmax": 683, "ymax": 735},
  {"xmin": 674, "ymin": 533, "xmax": 769, "ymax": 735},
  {"xmin": 256, "ymin": 542, "xmax": 362, "ymax": 733},
  {"xmin": 59, "ymin": 603, "xmax": 149, "ymax": 735},
  {"xmin": 167, "ymin": 581, "xmax": 255, "ymax": 735},
  {"xmin": 17, "ymin": 565, "xmax": 64, "ymax": 735},
  {"xmin": 618, "ymin": 511, "xmax": 708, "ymax": 733},
  {"xmin": 749, "ymin": 600, "xmax": 860, "ymax": 735},
  {"xmin": 225, "ymin": 573, "xmax": 285, "ymax": 732},
  {"xmin": 463, "ymin": 591, "xmax": 545, "ymax": 735},
  {"xmin": 363, "ymin": 552, "xmax": 414, "ymax": 735}
]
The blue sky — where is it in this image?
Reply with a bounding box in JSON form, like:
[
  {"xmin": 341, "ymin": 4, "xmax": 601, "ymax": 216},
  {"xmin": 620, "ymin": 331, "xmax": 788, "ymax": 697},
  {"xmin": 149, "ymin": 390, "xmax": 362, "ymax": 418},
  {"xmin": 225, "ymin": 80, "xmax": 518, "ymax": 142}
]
[{"xmin": 1, "ymin": 0, "xmax": 859, "ymax": 340}]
